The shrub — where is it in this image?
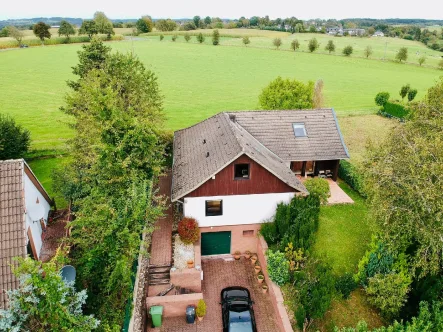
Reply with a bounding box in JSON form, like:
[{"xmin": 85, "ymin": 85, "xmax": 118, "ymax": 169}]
[
  {"xmin": 274, "ymin": 202, "xmax": 289, "ymax": 238},
  {"xmin": 336, "ymin": 272, "xmax": 357, "ymax": 299},
  {"xmin": 325, "ymin": 40, "xmax": 335, "ymax": 53},
  {"xmin": 184, "ymin": 33, "xmax": 191, "ymax": 42},
  {"xmin": 159, "ymin": 34, "xmax": 164, "ymax": 41},
  {"xmin": 304, "ymin": 178, "xmax": 330, "ymax": 204},
  {"xmin": 355, "ymin": 240, "xmax": 395, "ymax": 285},
  {"xmin": 308, "ymin": 38, "xmax": 319, "ymax": 52},
  {"xmin": 177, "ymin": 217, "xmax": 200, "ymax": 244},
  {"xmin": 408, "ymin": 89, "xmax": 418, "ymax": 102},
  {"xmin": 418, "ymin": 56, "xmax": 426, "ymax": 66},
  {"xmin": 242, "ymin": 36, "xmax": 250, "ymax": 46},
  {"xmin": 259, "ymin": 220, "xmax": 279, "ymax": 244},
  {"xmin": 266, "ymin": 250, "xmax": 290, "ymax": 286},
  {"xmin": 197, "ymin": 32, "xmax": 205, "ymax": 44},
  {"xmin": 382, "ymin": 101, "xmax": 410, "ymax": 119},
  {"xmin": 366, "ymin": 273, "xmax": 411, "ymax": 318},
  {"xmin": 342, "ymin": 45, "xmax": 353, "ymax": 56},
  {"xmin": 212, "ymin": 29, "xmax": 220, "ymax": 45},
  {"xmin": 290, "ymin": 39, "xmax": 300, "ymax": 51},
  {"xmin": 363, "ymin": 46, "xmax": 372, "ymax": 58},
  {"xmin": 259, "ymin": 76, "xmax": 314, "ymax": 110},
  {"xmin": 338, "ymin": 160, "xmax": 365, "ymax": 196},
  {"xmin": 0, "ymin": 113, "xmax": 31, "ymax": 160},
  {"xmin": 400, "ymin": 84, "xmax": 410, "ymax": 100},
  {"xmin": 273, "ymin": 37, "xmax": 282, "ymax": 49},
  {"xmin": 375, "ymin": 91, "xmax": 390, "ymax": 106},
  {"xmin": 171, "ymin": 34, "xmax": 177, "ymax": 42},
  {"xmin": 396, "ymin": 47, "xmax": 408, "ymax": 62},
  {"xmin": 196, "ymin": 299, "xmax": 206, "ymax": 317}
]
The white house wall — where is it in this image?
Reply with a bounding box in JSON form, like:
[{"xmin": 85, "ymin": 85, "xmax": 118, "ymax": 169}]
[
  {"xmin": 24, "ymin": 172, "xmax": 51, "ymax": 259},
  {"xmin": 184, "ymin": 192, "xmax": 295, "ymax": 228}
]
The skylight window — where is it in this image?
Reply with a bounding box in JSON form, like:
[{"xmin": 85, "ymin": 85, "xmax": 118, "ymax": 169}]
[{"xmin": 293, "ymin": 123, "xmax": 307, "ymax": 137}]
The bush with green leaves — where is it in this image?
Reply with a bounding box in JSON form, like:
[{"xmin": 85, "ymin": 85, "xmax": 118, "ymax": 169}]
[
  {"xmin": 171, "ymin": 34, "xmax": 177, "ymax": 42},
  {"xmin": 366, "ymin": 272, "xmax": 411, "ymax": 318},
  {"xmin": 408, "ymin": 88, "xmax": 418, "ymax": 102},
  {"xmin": 0, "ymin": 113, "xmax": 31, "ymax": 160},
  {"xmin": 338, "ymin": 160, "xmax": 365, "ymax": 196},
  {"xmin": 325, "ymin": 40, "xmax": 335, "ymax": 53},
  {"xmin": 0, "ymin": 253, "xmax": 99, "ymax": 331},
  {"xmin": 159, "ymin": 34, "xmax": 164, "ymax": 41},
  {"xmin": 294, "ymin": 259, "xmax": 336, "ymax": 329},
  {"xmin": 184, "ymin": 33, "xmax": 191, "ymax": 42},
  {"xmin": 197, "ymin": 32, "xmax": 205, "ymax": 44},
  {"xmin": 382, "ymin": 101, "xmax": 410, "ymax": 119},
  {"xmin": 266, "ymin": 250, "xmax": 290, "ymax": 286},
  {"xmin": 242, "ymin": 36, "xmax": 250, "ymax": 46},
  {"xmin": 259, "ymin": 220, "xmax": 279, "ymax": 244},
  {"xmin": 259, "ymin": 76, "xmax": 314, "ymax": 110},
  {"xmin": 396, "ymin": 47, "xmax": 408, "ymax": 62},
  {"xmin": 308, "ymin": 38, "xmax": 319, "ymax": 52},
  {"xmin": 343, "ymin": 45, "xmax": 353, "ymax": 56},
  {"xmin": 375, "ymin": 91, "xmax": 390, "ymax": 106},
  {"xmin": 400, "ymin": 84, "xmax": 411, "ymax": 100},
  {"xmin": 336, "ymin": 272, "xmax": 357, "ymax": 299},
  {"xmin": 304, "ymin": 178, "xmax": 330, "ymax": 204},
  {"xmin": 290, "ymin": 39, "xmax": 300, "ymax": 51},
  {"xmin": 212, "ymin": 29, "xmax": 220, "ymax": 45}
]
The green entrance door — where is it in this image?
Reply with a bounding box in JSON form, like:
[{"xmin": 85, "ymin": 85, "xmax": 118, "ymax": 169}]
[{"xmin": 201, "ymin": 232, "xmax": 231, "ymax": 256}]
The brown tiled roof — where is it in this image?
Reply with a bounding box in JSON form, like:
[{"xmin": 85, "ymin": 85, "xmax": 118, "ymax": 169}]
[
  {"xmin": 0, "ymin": 160, "xmax": 27, "ymax": 309},
  {"xmin": 172, "ymin": 113, "xmax": 308, "ymax": 202},
  {"xmin": 227, "ymin": 109, "xmax": 349, "ymax": 161}
]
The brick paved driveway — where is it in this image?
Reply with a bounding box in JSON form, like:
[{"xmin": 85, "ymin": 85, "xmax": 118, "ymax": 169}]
[{"xmin": 148, "ymin": 258, "xmax": 280, "ymax": 331}]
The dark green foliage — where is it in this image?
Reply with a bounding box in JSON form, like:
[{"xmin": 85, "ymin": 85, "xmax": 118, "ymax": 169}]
[
  {"xmin": 295, "ymin": 259, "xmax": 336, "ymax": 328},
  {"xmin": 160, "ymin": 34, "xmax": 164, "ymax": 41},
  {"xmin": 266, "ymin": 250, "xmax": 290, "ymax": 286},
  {"xmin": 396, "ymin": 47, "xmax": 408, "ymax": 62},
  {"xmin": 382, "ymin": 101, "xmax": 410, "ymax": 119},
  {"xmin": 343, "ymin": 45, "xmax": 353, "ymax": 56},
  {"xmin": 183, "ymin": 21, "xmax": 197, "ymax": 31},
  {"xmin": 308, "ymin": 38, "xmax": 319, "ymax": 52},
  {"xmin": 0, "ymin": 27, "xmax": 9, "ymax": 37},
  {"xmin": 304, "ymin": 178, "xmax": 330, "ymax": 204},
  {"xmin": 184, "ymin": 33, "xmax": 191, "ymax": 42},
  {"xmin": 400, "ymin": 84, "xmax": 410, "ymax": 100},
  {"xmin": 171, "ymin": 34, "xmax": 177, "ymax": 42},
  {"xmin": 193, "ymin": 16, "xmax": 201, "ymax": 28},
  {"xmin": 58, "ymin": 20, "xmax": 75, "ymax": 39},
  {"xmin": 79, "ymin": 20, "xmax": 98, "ymax": 39},
  {"xmin": 325, "ymin": 40, "xmax": 335, "ymax": 53},
  {"xmin": 136, "ymin": 18, "xmax": 149, "ymax": 33},
  {"xmin": 33, "ymin": 21, "xmax": 51, "ymax": 42},
  {"xmin": 0, "ymin": 113, "xmax": 31, "ymax": 160},
  {"xmin": 274, "ymin": 202, "xmax": 290, "ymax": 236},
  {"xmin": 336, "ymin": 272, "xmax": 357, "ymax": 299},
  {"xmin": 290, "ymin": 39, "xmax": 300, "ymax": 51},
  {"xmin": 338, "ymin": 160, "xmax": 365, "ymax": 196},
  {"xmin": 197, "ymin": 32, "xmax": 205, "ymax": 44},
  {"xmin": 260, "ymin": 221, "xmax": 279, "ymax": 244},
  {"xmin": 375, "ymin": 91, "xmax": 390, "ymax": 106},
  {"xmin": 212, "ymin": 29, "xmax": 220, "ymax": 45},
  {"xmin": 355, "ymin": 240, "xmax": 395, "ymax": 285},
  {"xmin": 408, "ymin": 89, "xmax": 418, "ymax": 102},
  {"xmin": 259, "ymin": 76, "xmax": 314, "ymax": 110},
  {"xmin": 155, "ymin": 19, "xmax": 176, "ymax": 31}
]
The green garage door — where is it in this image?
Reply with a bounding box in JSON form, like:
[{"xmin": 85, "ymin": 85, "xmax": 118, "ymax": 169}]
[{"xmin": 201, "ymin": 232, "xmax": 231, "ymax": 256}]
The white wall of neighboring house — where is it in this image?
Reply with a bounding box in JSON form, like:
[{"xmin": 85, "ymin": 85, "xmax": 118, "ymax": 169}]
[
  {"xmin": 184, "ymin": 192, "xmax": 295, "ymax": 228},
  {"xmin": 24, "ymin": 171, "xmax": 51, "ymax": 259}
]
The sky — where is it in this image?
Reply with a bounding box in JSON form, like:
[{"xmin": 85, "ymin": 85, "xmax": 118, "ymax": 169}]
[{"xmin": 1, "ymin": 0, "xmax": 442, "ymax": 20}]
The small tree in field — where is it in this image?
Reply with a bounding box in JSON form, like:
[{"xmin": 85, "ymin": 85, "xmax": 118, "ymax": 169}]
[
  {"xmin": 418, "ymin": 56, "xmax": 426, "ymax": 66},
  {"xmin": 184, "ymin": 33, "xmax": 191, "ymax": 42},
  {"xmin": 273, "ymin": 37, "xmax": 282, "ymax": 50},
  {"xmin": 407, "ymin": 89, "xmax": 417, "ymax": 102},
  {"xmin": 33, "ymin": 22, "xmax": 51, "ymax": 44},
  {"xmin": 308, "ymin": 38, "xmax": 319, "ymax": 52},
  {"xmin": 396, "ymin": 47, "xmax": 408, "ymax": 62},
  {"xmin": 0, "ymin": 113, "xmax": 31, "ymax": 159},
  {"xmin": 212, "ymin": 29, "xmax": 220, "ymax": 45},
  {"xmin": 400, "ymin": 84, "xmax": 410, "ymax": 100},
  {"xmin": 160, "ymin": 34, "xmax": 164, "ymax": 41},
  {"xmin": 325, "ymin": 40, "xmax": 335, "ymax": 53},
  {"xmin": 290, "ymin": 39, "xmax": 300, "ymax": 51},
  {"xmin": 342, "ymin": 45, "xmax": 353, "ymax": 56},
  {"xmin": 242, "ymin": 36, "xmax": 250, "ymax": 46},
  {"xmin": 7, "ymin": 26, "xmax": 24, "ymax": 46},
  {"xmin": 364, "ymin": 46, "xmax": 373, "ymax": 58},
  {"xmin": 171, "ymin": 34, "xmax": 177, "ymax": 42},
  {"xmin": 197, "ymin": 32, "xmax": 205, "ymax": 44},
  {"xmin": 79, "ymin": 20, "xmax": 98, "ymax": 39},
  {"xmin": 58, "ymin": 20, "xmax": 75, "ymax": 40},
  {"xmin": 375, "ymin": 92, "xmax": 390, "ymax": 107}
]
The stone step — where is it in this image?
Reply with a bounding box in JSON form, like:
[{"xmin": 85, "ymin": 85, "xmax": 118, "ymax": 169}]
[
  {"xmin": 149, "ymin": 279, "xmax": 170, "ymax": 285},
  {"xmin": 150, "ymin": 272, "xmax": 170, "ymax": 280},
  {"xmin": 149, "ymin": 266, "xmax": 171, "ymax": 274}
]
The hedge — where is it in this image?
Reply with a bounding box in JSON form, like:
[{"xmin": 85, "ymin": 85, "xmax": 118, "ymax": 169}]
[
  {"xmin": 381, "ymin": 101, "xmax": 410, "ymax": 119},
  {"xmin": 338, "ymin": 160, "xmax": 366, "ymax": 197}
]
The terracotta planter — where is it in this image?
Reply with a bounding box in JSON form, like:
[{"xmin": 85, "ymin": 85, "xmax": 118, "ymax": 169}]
[
  {"xmin": 251, "ymin": 256, "xmax": 257, "ymax": 264},
  {"xmin": 257, "ymin": 275, "xmax": 264, "ymax": 284},
  {"xmin": 262, "ymin": 286, "xmax": 268, "ymax": 294},
  {"xmin": 244, "ymin": 252, "xmax": 251, "ymax": 260},
  {"xmin": 234, "ymin": 252, "xmax": 241, "ymax": 260},
  {"xmin": 187, "ymin": 261, "xmax": 194, "ymax": 268},
  {"xmin": 197, "ymin": 316, "xmax": 203, "ymax": 322},
  {"xmin": 254, "ymin": 265, "xmax": 261, "ymax": 274}
]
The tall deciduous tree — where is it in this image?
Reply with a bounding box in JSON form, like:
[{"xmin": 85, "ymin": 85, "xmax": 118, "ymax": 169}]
[
  {"xmin": 193, "ymin": 16, "xmax": 201, "ymax": 28},
  {"xmin": 58, "ymin": 20, "xmax": 75, "ymax": 39},
  {"xmin": 290, "ymin": 39, "xmax": 300, "ymax": 51},
  {"xmin": 396, "ymin": 47, "xmax": 408, "ymax": 62},
  {"xmin": 308, "ymin": 37, "xmax": 319, "ymax": 52},
  {"xmin": 7, "ymin": 26, "xmax": 24, "ymax": 46},
  {"xmin": 155, "ymin": 19, "xmax": 177, "ymax": 31},
  {"xmin": 364, "ymin": 46, "xmax": 373, "ymax": 58},
  {"xmin": 93, "ymin": 12, "xmax": 114, "ymax": 39},
  {"xmin": 79, "ymin": 20, "xmax": 98, "ymax": 39},
  {"xmin": 364, "ymin": 78, "xmax": 443, "ymax": 277},
  {"xmin": 259, "ymin": 76, "xmax": 314, "ymax": 110},
  {"xmin": 325, "ymin": 40, "xmax": 335, "ymax": 53},
  {"xmin": 0, "ymin": 252, "xmax": 99, "ymax": 331},
  {"xmin": 0, "ymin": 113, "xmax": 31, "ymax": 160},
  {"xmin": 273, "ymin": 37, "xmax": 282, "ymax": 49},
  {"xmin": 33, "ymin": 21, "xmax": 51, "ymax": 44}
]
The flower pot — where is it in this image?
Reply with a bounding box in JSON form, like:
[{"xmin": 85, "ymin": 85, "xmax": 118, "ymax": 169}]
[
  {"xmin": 257, "ymin": 275, "xmax": 264, "ymax": 284},
  {"xmin": 262, "ymin": 286, "xmax": 268, "ymax": 294},
  {"xmin": 234, "ymin": 252, "xmax": 241, "ymax": 260},
  {"xmin": 187, "ymin": 261, "xmax": 194, "ymax": 268},
  {"xmin": 254, "ymin": 265, "xmax": 261, "ymax": 274},
  {"xmin": 244, "ymin": 252, "xmax": 251, "ymax": 260},
  {"xmin": 251, "ymin": 256, "xmax": 257, "ymax": 264},
  {"xmin": 197, "ymin": 316, "xmax": 203, "ymax": 322}
]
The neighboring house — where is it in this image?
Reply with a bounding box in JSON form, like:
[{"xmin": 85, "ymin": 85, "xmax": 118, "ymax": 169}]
[
  {"xmin": 344, "ymin": 28, "xmax": 366, "ymax": 36},
  {"xmin": 373, "ymin": 30, "xmax": 385, "ymax": 37},
  {"xmin": 327, "ymin": 26, "xmax": 343, "ymax": 35},
  {"xmin": 172, "ymin": 109, "xmax": 349, "ymax": 256},
  {"xmin": 0, "ymin": 159, "xmax": 52, "ymax": 308}
]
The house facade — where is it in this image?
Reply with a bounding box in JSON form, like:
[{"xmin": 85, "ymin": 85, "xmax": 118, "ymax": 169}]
[
  {"xmin": 172, "ymin": 109, "xmax": 349, "ymax": 256},
  {"xmin": 0, "ymin": 159, "xmax": 52, "ymax": 308}
]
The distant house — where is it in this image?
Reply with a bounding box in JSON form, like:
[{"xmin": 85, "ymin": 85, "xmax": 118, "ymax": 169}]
[
  {"xmin": 327, "ymin": 26, "xmax": 343, "ymax": 35},
  {"xmin": 373, "ymin": 30, "xmax": 385, "ymax": 37},
  {"xmin": 0, "ymin": 159, "xmax": 52, "ymax": 309},
  {"xmin": 344, "ymin": 28, "xmax": 366, "ymax": 36},
  {"xmin": 172, "ymin": 109, "xmax": 349, "ymax": 256}
]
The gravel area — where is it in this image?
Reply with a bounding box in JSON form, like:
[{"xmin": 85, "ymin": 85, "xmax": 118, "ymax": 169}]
[{"xmin": 172, "ymin": 234, "xmax": 194, "ymax": 270}]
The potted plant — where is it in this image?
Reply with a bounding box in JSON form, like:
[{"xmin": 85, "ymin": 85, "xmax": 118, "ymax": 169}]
[
  {"xmin": 233, "ymin": 251, "xmax": 241, "ymax": 260},
  {"xmin": 244, "ymin": 250, "xmax": 251, "ymax": 260},
  {"xmin": 254, "ymin": 264, "xmax": 261, "ymax": 274},
  {"xmin": 187, "ymin": 259, "xmax": 194, "ymax": 268},
  {"xmin": 196, "ymin": 299, "xmax": 206, "ymax": 321},
  {"xmin": 251, "ymin": 255, "xmax": 258, "ymax": 265},
  {"xmin": 262, "ymin": 284, "xmax": 268, "ymax": 294},
  {"xmin": 257, "ymin": 274, "xmax": 264, "ymax": 284}
]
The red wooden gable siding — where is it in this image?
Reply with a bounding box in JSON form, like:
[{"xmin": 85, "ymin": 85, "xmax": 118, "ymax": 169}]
[{"xmin": 185, "ymin": 154, "xmax": 296, "ymax": 198}]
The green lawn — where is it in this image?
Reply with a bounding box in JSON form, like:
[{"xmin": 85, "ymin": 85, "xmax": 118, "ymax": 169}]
[{"xmin": 314, "ymin": 182, "xmax": 376, "ymax": 275}]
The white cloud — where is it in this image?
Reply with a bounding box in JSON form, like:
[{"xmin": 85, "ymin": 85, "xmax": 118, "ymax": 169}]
[{"xmin": 1, "ymin": 0, "xmax": 442, "ymax": 20}]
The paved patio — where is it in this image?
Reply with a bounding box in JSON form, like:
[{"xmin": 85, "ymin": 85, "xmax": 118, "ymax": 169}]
[
  {"xmin": 147, "ymin": 258, "xmax": 280, "ymax": 331},
  {"xmin": 326, "ymin": 179, "xmax": 354, "ymax": 205}
]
